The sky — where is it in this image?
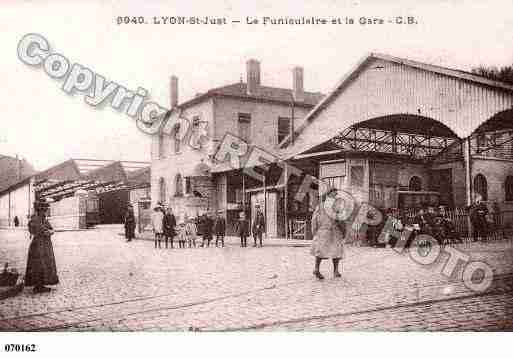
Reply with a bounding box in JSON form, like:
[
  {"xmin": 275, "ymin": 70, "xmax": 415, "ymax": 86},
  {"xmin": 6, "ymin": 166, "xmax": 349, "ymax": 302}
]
[{"xmin": 0, "ymin": 0, "xmax": 512, "ymax": 171}]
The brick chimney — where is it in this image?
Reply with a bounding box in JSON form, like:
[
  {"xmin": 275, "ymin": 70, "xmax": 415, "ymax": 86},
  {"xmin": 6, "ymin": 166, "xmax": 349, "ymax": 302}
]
[
  {"xmin": 170, "ymin": 75, "xmax": 178, "ymax": 108},
  {"xmin": 292, "ymin": 66, "xmax": 304, "ymax": 102},
  {"xmin": 246, "ymin": 59, "xmax": 261, "ymax": 96}
]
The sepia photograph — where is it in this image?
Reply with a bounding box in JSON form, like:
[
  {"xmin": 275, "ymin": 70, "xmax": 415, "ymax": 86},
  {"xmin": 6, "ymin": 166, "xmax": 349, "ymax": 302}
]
[{"xmin": 1, "ymin": 0, "xmax": 513, "ymax": 357}]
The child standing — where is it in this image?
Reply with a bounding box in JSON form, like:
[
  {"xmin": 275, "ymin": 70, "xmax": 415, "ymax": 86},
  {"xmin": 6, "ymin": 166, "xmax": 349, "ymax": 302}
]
[
  {"xmin": 185, "ymin": 216, "xmax": 197, "ymax": 248},
  {"xmin": 177, "ymin": 219, "xmax": 187, "ymax": 248},
  {"xmin": 214, "ymin": 211, "xmax": 226, "ymax": 247},
  {"xmin": 151, "ymin": 207, "xmax": 164, "ymax": 248},
  {"xmin": 236, "ymin": 212, "xmax": 250, "ymax": 247}
]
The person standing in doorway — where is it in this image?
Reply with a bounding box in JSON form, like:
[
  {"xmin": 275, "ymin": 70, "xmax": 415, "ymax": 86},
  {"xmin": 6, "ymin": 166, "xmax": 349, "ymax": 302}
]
[
  {"xmin": 13, "ymin": 216, "xmax": 20, "ymax": 227},
  {"xmin": 236, "ymin": 212, "xmax": 250, "ymax": 247},
  {"xmin": 470, "ymin": 194, "xmax": 489, "ymax": 242},
  {"xmin": 124, "ymin": 204, "xmax": 136, "ymax": 242},
  {"xmin": 214, "ymin": 211, "xmax": 226, "ymax": 247},
  {"xmin": 163, "ymin": 207, "xmax": 176, "ymax": 248},
  {"xmin": 151, "ymin": 207, "xmax": 164, "ymax": 248},
  {"xmin": 310, "ymin": 187, "xmax": 346, "ymax": 280},
  {"xmin": 252, "ymin": 205, "xmax": 265, "ymax": 247},
  {"xmin": 25, "ymin": 198, "xmax": 59, "ymax": 293}
]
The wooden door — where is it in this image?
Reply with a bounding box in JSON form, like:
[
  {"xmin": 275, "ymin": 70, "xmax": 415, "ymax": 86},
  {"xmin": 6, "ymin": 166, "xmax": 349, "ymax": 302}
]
[{"xmin": 430, "ymin": 169, "xmax": 454, "ymax": 207}]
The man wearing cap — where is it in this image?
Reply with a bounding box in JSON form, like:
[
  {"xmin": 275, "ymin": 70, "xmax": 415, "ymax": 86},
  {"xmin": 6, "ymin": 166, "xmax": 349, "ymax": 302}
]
[
  {"xmin": 124, "ymin": 204, "xmax": 136, "ymax": 242},
  {"xmin": 469, "ymin": 194, "xmax": 489, "ymax": 242},
  {"xmin": 25, "ymin": 198, "xmax": 59, "ymax": 293},
  {"xmin": 214, "ymin": 211, "xmax": 226, "ymax": 247},
  {"xmin": 200, "ymin": 212, "xmax": 214, "ymax": 248},
  {"xmin": 236, "ymin": 211, "xmax": 250, "ymax": 247},
  {"xmin": 163, "ymin": 207, "xmax": 177, "ymax": 248},
  {"xmin": 252, "ymin": 205, "xmax": 266, "ymax": 247}
]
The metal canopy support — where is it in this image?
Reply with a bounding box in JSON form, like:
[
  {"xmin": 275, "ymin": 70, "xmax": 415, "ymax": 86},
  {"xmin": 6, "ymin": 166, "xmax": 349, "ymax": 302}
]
[
  {"xmin": 284, "ymin": 164, "xmax": 289, "ymax": 240},
  {"xmin": 263, "ymin": 173, "xmax": 267, "ymax": 238},
  {"xmin": 471, "ymin": 128, "xmax": 513, "ymax": 156},
  {"xmin": 241, "ymin": 170, "xmax": 245, "ymax": 211},
  {"xmin": 463, "ymin": 137, "xmax": 473, "ymax": 238},
  {"xmin": 331, "ymin": 126, "xmax": 456, "ymax": 160}
]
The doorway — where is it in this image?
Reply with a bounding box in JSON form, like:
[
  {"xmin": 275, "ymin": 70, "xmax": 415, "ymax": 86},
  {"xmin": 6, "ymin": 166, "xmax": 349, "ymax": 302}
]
[{"xmin": 430, "ymin": 169, "xmax": 454, "ymax": 207}]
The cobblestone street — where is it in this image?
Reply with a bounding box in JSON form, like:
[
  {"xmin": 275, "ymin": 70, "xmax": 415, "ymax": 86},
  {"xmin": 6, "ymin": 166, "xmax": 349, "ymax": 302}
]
[{"xmin": 1, "ymin": 227, "xmax": 513, "ymax": 331}]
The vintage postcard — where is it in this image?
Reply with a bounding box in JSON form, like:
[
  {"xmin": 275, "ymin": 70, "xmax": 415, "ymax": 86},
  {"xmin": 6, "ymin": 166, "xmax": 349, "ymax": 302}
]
[{"xmin": 1, "ymin": 0, "xmax": 513, "ymax": 356}]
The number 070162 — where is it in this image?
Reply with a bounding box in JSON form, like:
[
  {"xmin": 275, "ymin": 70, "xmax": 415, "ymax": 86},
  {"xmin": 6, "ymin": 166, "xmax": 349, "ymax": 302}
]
[{"xmin": 4, "ymin": 344, "xmax": 37, "ymax": 352}]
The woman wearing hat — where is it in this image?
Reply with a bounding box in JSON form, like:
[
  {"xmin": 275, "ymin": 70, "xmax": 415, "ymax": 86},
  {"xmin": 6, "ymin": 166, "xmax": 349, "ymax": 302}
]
[
  {"xmin": 25, "ymin": 198, "xmax": 59, "ymax": 293},
  {"xmin": 310, "ymin": 187, "xmax": 346, "ymax": 280}
]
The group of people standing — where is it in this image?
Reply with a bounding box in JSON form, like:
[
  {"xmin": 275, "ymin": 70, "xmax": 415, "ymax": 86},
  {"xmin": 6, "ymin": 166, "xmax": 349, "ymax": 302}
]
[
  {"xmin": 146, "ymin": 205, "xmax": 227, "ymax": 249},
  {"xmin": 124, "ymin": 203, "xmax": 268, "ymax": 249},
  {"xmin": 234, "ymin": 205, "xmax": 266, "ymax": 247},
  {"xmin": 373, "ymin": 195, "xmax": 493, "ymax": 247},
  {"xmin": 376, "ymin": 205, "xmax": 462, "ymax": 247}
]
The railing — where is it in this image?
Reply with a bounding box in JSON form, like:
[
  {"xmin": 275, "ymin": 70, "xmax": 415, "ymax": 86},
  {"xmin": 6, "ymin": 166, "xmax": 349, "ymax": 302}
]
[{"xmin": 400, "ymin": 207, "xmax": 513, "ymax": 240}]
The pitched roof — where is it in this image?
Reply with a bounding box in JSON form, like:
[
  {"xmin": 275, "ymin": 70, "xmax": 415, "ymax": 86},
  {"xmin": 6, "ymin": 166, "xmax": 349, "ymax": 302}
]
[
  {"xmin": 83, "ymin": 161, "xmax": 127, "ymax": 183},
  {"xmin": 126, "ymin": 166, "xmax": 150, "ymax": 184},
  {"xmin": 0, "ymin": 155, "xmax": 36, "ymax": 192},
  {"xmin": 179, "ymin": 82, "xmax": 324, "ymax": 109},
  {"xmin": 280, "ymin": 52, "xmax": 513, "ymax": 149},
  {"xmin": 35, "ymin": 159, "xmax": 82, "ymax": 183}
]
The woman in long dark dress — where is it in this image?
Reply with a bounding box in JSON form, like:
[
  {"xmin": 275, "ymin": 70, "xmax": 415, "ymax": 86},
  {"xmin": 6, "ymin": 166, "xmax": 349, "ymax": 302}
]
[{"xmin": 25, "ymin": 199, "xmax": 59, "ymax": 293}]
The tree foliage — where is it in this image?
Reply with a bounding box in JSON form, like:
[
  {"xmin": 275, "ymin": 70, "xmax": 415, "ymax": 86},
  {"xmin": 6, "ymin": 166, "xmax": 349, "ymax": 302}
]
[{"xmin": 472, "ymin": 64, "xmax": 513, "ymax": 85}]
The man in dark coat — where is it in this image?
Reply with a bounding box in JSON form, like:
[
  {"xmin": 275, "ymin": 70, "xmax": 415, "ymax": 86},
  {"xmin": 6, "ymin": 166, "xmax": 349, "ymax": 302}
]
[
  {"xmin": 195, "ymin": 213, "xmax": 203, "ymax": 237},
  {"xmin": 214, "ymin": 211, "xmax": 226, "ymax": 247},
  {"xmin": 163, "ymin": 207, "xmax": 177, "ymax": 248},
  {"xmin": 437, "ymin": 206, "xmax": 461, "ymax": 244},
  {"xmin": 413, "ymin": 206, "xmax": 433, "ymax": 236},
  {"xmin": 470, "ymin": 195, "xmax": 489, "ymax": 242},
  {"xmin": 25, "ymin": 198, "xmax": 59, "ymax": 293},
  {"xmin": 252, "ymin": 205, "xmax": 266, "ymax": 247},
  {"xmin": 124, "ymin": 205, "xmax": 136, "ymax": 242},
  {"xmin": 236, "ymin": 212, "xmax": 250, "ymax": 247},
  {"xmin": 200, "ymin": 213, "xmax": 214, "ymax": 247}
]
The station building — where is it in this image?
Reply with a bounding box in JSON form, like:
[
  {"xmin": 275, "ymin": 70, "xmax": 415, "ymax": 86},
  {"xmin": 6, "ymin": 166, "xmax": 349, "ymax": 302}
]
[
  {"xmin": 157, "ymin": 54, "xmax": 513, "ymax": 239},
  {"xmin": 151, "ymin": 59, "xmax": 324, "ymax": 235},
  {"xmin": 279, "ymin": 53, "xmax": 513, "ymax": 232}
]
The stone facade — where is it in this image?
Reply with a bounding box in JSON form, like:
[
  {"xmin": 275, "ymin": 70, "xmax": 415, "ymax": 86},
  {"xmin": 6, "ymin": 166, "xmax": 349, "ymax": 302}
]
[
  {"xmin": 150, "ymin": 60, "xmax": 322, "ymax": 230},
  {"xmin": 0, "ymin": 155, "xmax": 35, "ymax": 192}
]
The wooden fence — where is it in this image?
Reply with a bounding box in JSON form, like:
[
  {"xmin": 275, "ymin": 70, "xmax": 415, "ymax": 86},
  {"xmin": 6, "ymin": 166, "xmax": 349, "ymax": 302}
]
[{"xmin": 401, "ymin": 207, "xmax": 513, "ymax": 240}]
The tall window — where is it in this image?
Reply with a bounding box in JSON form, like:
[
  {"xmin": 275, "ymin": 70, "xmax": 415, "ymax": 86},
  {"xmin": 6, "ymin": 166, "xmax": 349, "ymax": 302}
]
[
  {"xmin": 350, "ymin": 166, "xmax": 364, "ymax": 187},
  {"xmin": 277, "ymin": 117, "xmax": 290, "ymax": 144},
  {"xmin": 158, "ymin": 133, "xmax": 165, "ymax": 159},
  {"xmin": 159, "ymin": 177, "xmax": 166, "ymax": 203},
  {"xmin": 238, "ymin": 113, "xmax": 251, "ymax": 142},
  {"xmin": 174, "ymin": 124, "xmax": 181, "ymax": 153},
  {"xmin": 174, "ymin": 174, "xmax": 183, "ymax": 197},
  {"xmin": 474, "ymin": 173, "xmax": 488, "ymax": 201},
  {"xmin": 505, "ymin": 176, "xmax": 513, "ymax": 201},
  {"xmin": 185, "ymin": 177, "xmax": 192, "ymax": 195},
  {"xmin": 409, "ymin": 176, "xmax": 423, "ymax": 191}
]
